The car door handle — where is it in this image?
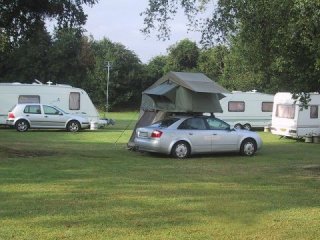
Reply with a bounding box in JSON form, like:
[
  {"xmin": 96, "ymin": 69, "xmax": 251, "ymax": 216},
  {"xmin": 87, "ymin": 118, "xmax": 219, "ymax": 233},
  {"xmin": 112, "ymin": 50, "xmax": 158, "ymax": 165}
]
[
  {"xmin": 213, "ymin": 134, "xmax": 217, "ymax": 135},
  {"xmin": 189, "ymin": 133, "xmax": 193, "ymax": 135},
  {"xmin": 44, "ymin": 116, "xmax": 48, "ymax": 118}
]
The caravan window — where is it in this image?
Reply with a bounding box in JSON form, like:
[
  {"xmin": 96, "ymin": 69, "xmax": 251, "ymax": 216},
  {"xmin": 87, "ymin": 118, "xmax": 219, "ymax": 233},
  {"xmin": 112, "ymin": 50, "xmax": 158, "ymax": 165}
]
[
  {"xmin": 262, "ymin": 102, "xmax": 273, "ymax": 112},
  {"xmin": 228, "ymin": 101, "xmax": 245, "ymax": 112},
  {"xmin": 69, "ymin": 92, "xmax": 80, "ymax": 110},
  {"xmin": 276, "ymin": 104, "xmax": 295, "ymax": 119},
  {"xmin": 18, "ymin": 95, "xmax": 40, "ymax": 104},
  {"xmin": 310, "ymin": 105, "xmax": 319, "ymax": 119}
]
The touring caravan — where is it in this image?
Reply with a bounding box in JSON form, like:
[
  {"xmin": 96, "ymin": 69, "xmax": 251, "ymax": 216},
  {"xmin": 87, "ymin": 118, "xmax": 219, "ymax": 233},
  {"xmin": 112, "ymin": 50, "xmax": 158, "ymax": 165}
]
[
  {"xmin": 0, "ymin": 82, "xmax": 109, "ymax": 126},
  {"xmin": 271, "ymin": 92, "xmax": 320, "ymax": 138},
  {"xmin": 215, "ymin": 91, "xmax": 274, "ymax": 130}
]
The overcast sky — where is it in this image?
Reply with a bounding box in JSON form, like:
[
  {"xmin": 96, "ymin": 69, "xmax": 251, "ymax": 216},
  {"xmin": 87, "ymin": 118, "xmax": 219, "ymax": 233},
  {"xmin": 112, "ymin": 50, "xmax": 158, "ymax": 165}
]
[{"xmin": 82, "ymin": 0, "xmax": 203, "ymax": 63}]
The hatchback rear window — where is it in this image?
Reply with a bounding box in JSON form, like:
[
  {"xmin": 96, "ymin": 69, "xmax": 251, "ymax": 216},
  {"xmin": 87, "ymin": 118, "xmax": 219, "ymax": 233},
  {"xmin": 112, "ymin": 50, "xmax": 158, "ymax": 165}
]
[{"xmin": 151, "ymin": 118, "xmax": 179, "ymax": 128}]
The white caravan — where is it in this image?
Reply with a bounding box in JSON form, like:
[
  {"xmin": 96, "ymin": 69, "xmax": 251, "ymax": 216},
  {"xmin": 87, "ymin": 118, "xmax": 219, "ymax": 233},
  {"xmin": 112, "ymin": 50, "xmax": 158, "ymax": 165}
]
[
  {"xmin": 271, "ymin": 92, "xmax": 320, "ymax": 138},
  {"xmin": 0, "ymin": 82, "xmax": 108, "ymax": 126},
  {"xmin": 215, "ymin": 91, "xmax": 274, "ymax": 130}
]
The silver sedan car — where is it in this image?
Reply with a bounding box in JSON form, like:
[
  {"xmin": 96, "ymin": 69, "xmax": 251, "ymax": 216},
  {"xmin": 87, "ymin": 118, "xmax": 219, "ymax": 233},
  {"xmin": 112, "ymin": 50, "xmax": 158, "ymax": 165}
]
[
  {"xmin": 134, "ymin": 116, "xmax": 262, "ymax": 158},
  {"xmin": 6, "ymin": 104, "xmax": 90, "ymax": 132}
]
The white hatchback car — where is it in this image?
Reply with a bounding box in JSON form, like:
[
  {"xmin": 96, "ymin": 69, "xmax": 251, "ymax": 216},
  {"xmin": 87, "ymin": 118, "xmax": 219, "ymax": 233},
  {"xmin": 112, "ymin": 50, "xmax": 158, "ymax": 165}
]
[
  {"xmin": 134, "ymin": 116, "xmax": 263, "ymax": 158},
  {"xmin": 6, "ymin": 104, "xmax": 90, "ymax": 132}
]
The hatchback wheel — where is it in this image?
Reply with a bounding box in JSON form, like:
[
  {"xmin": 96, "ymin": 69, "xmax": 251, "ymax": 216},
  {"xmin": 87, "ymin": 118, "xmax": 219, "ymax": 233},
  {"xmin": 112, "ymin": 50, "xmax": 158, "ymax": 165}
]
[
  {"xmin": 171, "ymin": 141, "xmax": 190, "ymax": 159},
  {"xmin": 240, "ymin": 139, "xmax": 256, "ymax": 156},
  {"xmin": 67, "ymin": 120, "xmax": 80, "ymax": 132},
  {"xmin": 15, "ymin": 119, "xmax": 29, "ymax": 132}
]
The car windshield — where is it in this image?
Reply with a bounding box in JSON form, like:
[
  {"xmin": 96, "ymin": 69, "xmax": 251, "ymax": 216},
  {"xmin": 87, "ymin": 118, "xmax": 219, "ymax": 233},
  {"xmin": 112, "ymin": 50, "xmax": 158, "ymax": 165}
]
[{"xmin": 151, "ymin": 118, "xmax": 180, "ymax": 128}]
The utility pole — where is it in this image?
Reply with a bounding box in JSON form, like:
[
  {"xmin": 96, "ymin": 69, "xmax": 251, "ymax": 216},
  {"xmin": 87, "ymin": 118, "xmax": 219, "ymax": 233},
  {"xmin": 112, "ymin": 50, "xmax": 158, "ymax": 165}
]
[{"xmin": 105, "ymin": 61, "xmax": 112, "ymax": 112}]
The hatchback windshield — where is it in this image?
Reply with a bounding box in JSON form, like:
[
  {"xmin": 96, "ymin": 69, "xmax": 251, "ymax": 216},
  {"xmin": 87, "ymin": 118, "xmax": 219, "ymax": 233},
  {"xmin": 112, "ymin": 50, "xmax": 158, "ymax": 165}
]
[{"xmin": 151, "ymin": 118, "xmax": 179, "ymax": 128}]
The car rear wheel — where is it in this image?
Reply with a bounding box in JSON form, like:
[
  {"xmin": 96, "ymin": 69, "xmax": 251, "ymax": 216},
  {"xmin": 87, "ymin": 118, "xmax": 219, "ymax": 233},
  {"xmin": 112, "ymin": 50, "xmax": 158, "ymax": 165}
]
[
  {"xmin": 240, "ymin": 139, "xmax": 257, "ymax": 156},
  {"xmin": 67, "ymin": 120, "xmax": 80, "ymax": 132},
  {"xmin": 171, "ymin": 141, "xmax": 190, "ymax": 159},
  {"xmin": 15, "ymin": 119, "xmax": 29, "ymax": 132}
]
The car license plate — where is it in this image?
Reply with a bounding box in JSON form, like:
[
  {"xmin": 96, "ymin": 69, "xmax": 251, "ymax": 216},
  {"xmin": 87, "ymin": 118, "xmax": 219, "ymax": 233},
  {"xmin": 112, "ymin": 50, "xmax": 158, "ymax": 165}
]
[
  {"xmin": 139, "ymin": 132, "xmax": 148, "ymax": 138},
  {"xmin": 280, "ymin": 128, "xmax": 286, "ymax": 132}
]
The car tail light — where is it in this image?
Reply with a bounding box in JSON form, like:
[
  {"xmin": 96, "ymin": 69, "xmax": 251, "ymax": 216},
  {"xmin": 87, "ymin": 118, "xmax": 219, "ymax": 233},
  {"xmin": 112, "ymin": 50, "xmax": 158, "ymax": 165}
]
[
  {"xmin": 8, "ymin": 112, "xmax": 15, "ymax": 119},
  {"xmin": 151, "ymin": 130, "xmax": 163, "ymax": 138}
]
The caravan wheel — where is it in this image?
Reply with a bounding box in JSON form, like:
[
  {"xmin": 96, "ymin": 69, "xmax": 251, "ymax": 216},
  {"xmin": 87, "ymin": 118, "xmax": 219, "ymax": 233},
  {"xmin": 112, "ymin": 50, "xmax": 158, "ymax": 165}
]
[
  {"xmin": 234, "ymin": 123, "xmax": 242, "ymax": 130},
  {"xmin": 243, "ymin": 124, "xmax": 252, "ymax": 131}
]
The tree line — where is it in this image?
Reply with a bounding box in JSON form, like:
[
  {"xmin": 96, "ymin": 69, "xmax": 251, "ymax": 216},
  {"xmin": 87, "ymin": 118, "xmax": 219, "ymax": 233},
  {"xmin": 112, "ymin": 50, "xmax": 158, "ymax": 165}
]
[{"xmin": 1, "ymin": 0, "xmax": 319, "ymax": 110}]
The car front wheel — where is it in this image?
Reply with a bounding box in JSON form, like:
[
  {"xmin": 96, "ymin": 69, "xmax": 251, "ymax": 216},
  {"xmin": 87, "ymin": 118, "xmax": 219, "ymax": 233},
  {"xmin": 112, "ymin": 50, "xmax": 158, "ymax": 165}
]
[
  {"xmin": 15, "ymin": 119, "xmax": 29, "ymax": 132},
  {"xmin": 240, "ymin": 139, "xmax": 257, "ymax": 156},
  {"xmin": 67, "ymin": 120, "xmax": 81, "ymax": 132},
  {"xmin": 171, "ymin": 141, "xmax": 190, "ymax": 159}
]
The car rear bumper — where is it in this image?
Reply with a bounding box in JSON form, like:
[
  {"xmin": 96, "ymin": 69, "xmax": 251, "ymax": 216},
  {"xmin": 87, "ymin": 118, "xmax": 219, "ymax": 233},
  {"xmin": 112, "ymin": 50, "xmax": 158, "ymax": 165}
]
[
  {"xmin": 6, "ymin": 120, "xmax": 14, "ymax": 126},
  {"xmin": 134, "ymin": 137, "xmax": 170, "ymax": 154}
]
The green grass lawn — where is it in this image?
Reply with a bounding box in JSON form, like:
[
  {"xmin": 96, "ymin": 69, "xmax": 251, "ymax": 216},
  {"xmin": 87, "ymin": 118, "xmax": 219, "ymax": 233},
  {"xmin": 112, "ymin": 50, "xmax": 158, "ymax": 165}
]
[{"xmin": 0, "ymin": 112, "xmax": 319, "ymax": 240}]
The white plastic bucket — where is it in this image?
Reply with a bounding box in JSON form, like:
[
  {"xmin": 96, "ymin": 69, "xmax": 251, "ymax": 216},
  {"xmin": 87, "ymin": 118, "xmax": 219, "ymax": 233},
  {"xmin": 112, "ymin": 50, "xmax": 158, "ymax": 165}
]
[
  {"xmin": 305, "ymin": 136, "xmax": 313, "ymax": 143},
  {"xmin": 90, "ymin": 121, "xmax": 98, "ymax": 130}
]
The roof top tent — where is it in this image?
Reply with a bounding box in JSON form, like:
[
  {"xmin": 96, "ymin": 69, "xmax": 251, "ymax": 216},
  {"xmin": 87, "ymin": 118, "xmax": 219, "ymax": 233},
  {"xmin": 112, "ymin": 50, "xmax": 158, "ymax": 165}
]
[
  {"xmin": 271, "ymin": 92, "xmax": 320, "ymax": 138},
  {"xmin": 0, "ymin": 82, "xmax": 109, "ymax": 126},
  {"xmin": 215, "ymin": 90, "xmax": 274, "ymax": 130},
  {"xmin": 128, "ymin": 71, "xmax": 230, "ymax": 147}
]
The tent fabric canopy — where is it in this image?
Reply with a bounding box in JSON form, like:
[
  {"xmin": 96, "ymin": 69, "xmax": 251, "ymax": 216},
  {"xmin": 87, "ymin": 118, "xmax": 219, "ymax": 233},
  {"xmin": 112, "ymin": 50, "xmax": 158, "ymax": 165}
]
[
  {"xmin": 141, "ymin": 71, "xmax": 230, "ymax": 113},
  {"xmin": 143, "ymin": 81, "xmax": 178, "ymax": 96}
]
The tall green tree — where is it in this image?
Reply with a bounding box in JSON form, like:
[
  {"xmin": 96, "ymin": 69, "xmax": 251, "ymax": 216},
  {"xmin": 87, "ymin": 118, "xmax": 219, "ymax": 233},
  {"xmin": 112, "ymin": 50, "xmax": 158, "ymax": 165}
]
[
  {"xmin": 88, "ymin": 38, "xmax": 143, "ymax": 110},
  {"xmin": 197, "ymin": 45, "xmax": 228, "ymax": 81},
  {"xmin": 144, "ymin": 55, "xmax": 168, "ymax": 88},
  {"xmin": 164, "ymin": 38, "xmax": 200, "ymax": 72},
  {"xmin": 142, "ymin": 0, "xmax": 320, "ymax": 93},
  {"xmin": 0, "ymin": 0, "xmax": 97, "ymax": 46},
  {"xmin": 49, "ymin": 28, "xmax": 95, "ymax": 87},
  {"xmin": 0, "ymin": 24, "xmax": 52, "ymax": 82}
]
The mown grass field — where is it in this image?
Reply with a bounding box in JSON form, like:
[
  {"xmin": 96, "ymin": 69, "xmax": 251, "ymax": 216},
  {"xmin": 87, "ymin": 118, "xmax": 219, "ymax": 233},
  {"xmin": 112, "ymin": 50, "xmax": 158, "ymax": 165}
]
[{"xmin": 0, "ymin": 112, "xmax": 319, "ymax": 240}]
